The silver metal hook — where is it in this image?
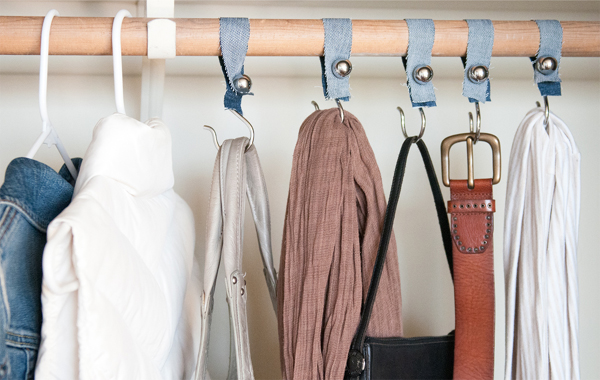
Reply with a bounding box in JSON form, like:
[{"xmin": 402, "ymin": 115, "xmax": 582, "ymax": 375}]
[
  {"xmin": 203, "ymin": 109, "xmax": 255, "ymax": 152},
  {"xmin": 204, "ymin": 125, "xmax": 221, "ymax": 149},
  {"xmin": 535, "ymin": 97, "xmax": 550, "ymax": 130},
  {"xmin": 468, "ymin": 102, "xmax": 481, "ymax": 143},
  {"xmin": 543, "ymin": 95, "xmax": 550, "ymax": 127},
  {"xmin": 335, "ymin": 99, "xmax": 345, "ymax": 122},
  {"xmin": 311, "ymin": 101, "xmax": 320, "ymax": 111},
  {"xmin": 397, "ymin": 106, "xmax": 426, "ymax": 141}
]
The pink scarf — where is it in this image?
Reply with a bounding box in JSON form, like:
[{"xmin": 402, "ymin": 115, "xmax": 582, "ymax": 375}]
[{"xmin": 277, "ymin": 109, "xmax": 403, "ymax": 379}]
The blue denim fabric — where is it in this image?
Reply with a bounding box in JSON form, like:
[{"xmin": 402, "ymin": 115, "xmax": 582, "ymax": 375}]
[
  {"xmin": 320, "ymin": 18, "xmax": 352, "ymax": 101},
  {"xmin": 531, "ymin": 20, "xmax": 563, "ymax": 96},
  {"xmin": 219, "ymin": 17, "xmax": 252, "ymax": 115},
  {"xmin": 0, "ymin": 157, "xmax": 80, "ymax": 379},
  {"xmin": 402, "ymin": 19, "xmax": 436, "ymax": 108},
  {"xmin": 462, "ymin": 19, "xmax": 494, "ymax": 103}
]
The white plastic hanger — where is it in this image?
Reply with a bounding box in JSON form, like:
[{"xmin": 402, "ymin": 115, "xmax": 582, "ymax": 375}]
[
  {"xmin": 113, "ymin": 9, "xmax": 132, "ymax": 115},
  {"xmin": 26, "ymin": 9, "xmax": 78, "ymax": 180}
]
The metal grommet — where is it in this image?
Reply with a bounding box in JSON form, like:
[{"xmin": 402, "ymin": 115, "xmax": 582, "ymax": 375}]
[
  {"xmin": 535, "ymin": 56, "xmax": 558, "ymax": 75},
  {"xmin": 453, "ymin": 217, "xmax": 457, "ymax": 221},
  {"xmin": 453, "ymin": 230, "xmax": 458, "ymax": 234},
  {"xmin": 332, "ymin": 59, "xmax": 352, "ymax": 78},
  {"xmin": 413, "ymin": 65, "xmax": 434, "ymax": 84},
  {"xmin": 468, "ymin": 65, "xmax": 489, "ymax": 83},
  {"xmin": 232, "ymin": 276, "xmax": 237, "ymax": 284},
  {"xmin": 486, "ymin": 223, "xmax": 491, "ymax": 227},
  {"xmin": 467, "ymin": 247, "xmax": 473, "ymax": 252},
  {"xmin": 458, "ymin": 241, "xmax": 462, "ymax": 246},
  {"xmin": 466, "ymin": 204, "xmax": 471, "ymax": 208},
  {"xmin": 485, "ymin": 234, "xmax": 489, "ymax": 239},
  {"xmin": 460, "ymin": 246, "xmax": 466, "ymax": 251},
  {"xmin": 453, "ymin": 224, "xmax": 457, "ymax": 228},
  {"xmin": 480, "ymin": 246, "xmax": 485, "ymax": 250},
  {"xmin": 483, "ymin": 241, "xmax": 488, "ymax": 245},
  {"xmin": 486, "ymin": 229, "xmax": 491, "ymax": 233},
  {"xmin": 241, "ymin": 288, "xmax": 245, "ymax": 295},
  {"xmin": 453, "ymin": 204, "xmax": 457, "ymax": 208},
  {"xmin": 481, "ymin": 204, "xmax": 485, "ymax": 208},
  {"xmin": 455, "ymin": 235, "xmax": 460, "ymax": 240},
  {"xmin": 474, "ymin": 247, "xmax": 479, "ymax": 252},
  {"xmin": 473, "ymin": 204, "xmax": 478, "ymax": 208},
  {"xmin": 486, "ymin": 215, "xmax": 491, "ymax": 220},
  {"xmin": 233, "ymin": 74, "xmax": 252, "ymax": 93}
]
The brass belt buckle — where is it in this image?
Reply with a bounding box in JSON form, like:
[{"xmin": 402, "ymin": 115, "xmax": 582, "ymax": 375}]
[{"xmin": 441, "ymin": 132, "xmax": 501, "ymax": 189}]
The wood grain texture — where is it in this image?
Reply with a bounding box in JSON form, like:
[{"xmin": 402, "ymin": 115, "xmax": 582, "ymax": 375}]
[{"xmin": 0, "ymin": 17, "xmax": 598, "ymax": 57}]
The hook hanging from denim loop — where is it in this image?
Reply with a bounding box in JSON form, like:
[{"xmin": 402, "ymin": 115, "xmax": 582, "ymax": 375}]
[
  {"xmin": 204, "ymin": 111, "xmax": 255, "ymax": 152},
  {"xmin": 398, "ymin": 106, "xmax": 426, "ymax": 142},
  {"xmin": 320, "ymin": 18, "xmax": 353, "ymax": 123},
  {"xmin": 468, "ymin": 102, "xmax": 482, "ymax": 143},
  {"xmin": 535, "ymin": 96, "xmax": 551, "ymax": 129}
]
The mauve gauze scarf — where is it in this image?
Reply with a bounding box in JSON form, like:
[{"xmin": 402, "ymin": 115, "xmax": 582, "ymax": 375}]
[{"xmin": 277, "ymin": 109, "xmax": 403, "ymax": 380}]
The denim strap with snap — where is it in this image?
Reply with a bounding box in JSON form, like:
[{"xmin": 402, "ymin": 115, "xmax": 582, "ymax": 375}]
[
  {"xmin": 219, "ymin": 17, "xmax": 252, "ymax": 115},
  {"xmin": 531, "ymin": 20, "xmax": 562, "ymax": 96},
  {"xmin": 320, "ymin": 18, "xmax": 352, "ymax": 101},
  {"xmin": 462, "ymin": 20, "xmax": 494, "ymax": 103},
  {"xmin": 402, "ymin": 19, "xmax": 436, "ymax": 108}
]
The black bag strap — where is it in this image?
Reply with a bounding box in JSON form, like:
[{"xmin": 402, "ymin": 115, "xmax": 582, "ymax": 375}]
[{"xmin": 347, "ymin": 137, "xmax": 453, "ymax": 376}]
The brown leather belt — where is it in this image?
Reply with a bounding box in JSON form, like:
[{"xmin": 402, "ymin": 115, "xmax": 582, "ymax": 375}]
[{"xmin": 448, "ymin": 178, "xmax": 495, "ymax": 380}]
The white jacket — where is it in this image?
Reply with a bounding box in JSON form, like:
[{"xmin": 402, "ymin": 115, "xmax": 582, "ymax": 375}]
[{"xmin": 36, "ymin": 113, "xmax": 200, "ymax": 380}]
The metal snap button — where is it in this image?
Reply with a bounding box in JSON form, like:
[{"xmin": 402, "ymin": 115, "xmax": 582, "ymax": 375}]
[
  {"xmin": 332, "ymin": 59, "xmax": 352, "ymax": 78},
  {"xmin": 535, "ymin": 56, "xmax": 558, "ymax": 75},
  {"xmin": 413, "ymin": 65, "xmax": 434, "ymax": 84},
  {"xmin": 233, "ymin": 74, "xmax": 252, "ymax": 93},
  {"xmin": 468, "ymin": 65, "xmax": 489, "ymax": 83}
]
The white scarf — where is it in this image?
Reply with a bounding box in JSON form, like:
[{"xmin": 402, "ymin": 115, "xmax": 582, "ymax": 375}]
[{"xmin": 504, "ymin": 107, "xmax": 581, "ymax": 380}]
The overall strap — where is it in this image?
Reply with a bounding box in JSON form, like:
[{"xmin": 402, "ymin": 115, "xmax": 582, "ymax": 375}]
[{"xmin": 347, "ymin": 137, "xmax": 452, "ymax": 377}]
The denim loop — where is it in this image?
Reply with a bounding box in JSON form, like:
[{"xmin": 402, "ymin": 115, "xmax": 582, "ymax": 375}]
[
  {"xmin": 462, "ymin": 20, "xmax": 494, "ymax": 103},
  {"xmin": 219, "ymin": 18, "xmax": 252, "ymax": 115},
  {"xmin": 320, "ymin": 18, "xmax": 352, "ymax": 101},
  {"xmin": 531, "ymin": 20, "xmax": 563, "ymax": 96},
  {"xmin": 403, "ymin": 19, "xmax": 436, "ymax": 108}
]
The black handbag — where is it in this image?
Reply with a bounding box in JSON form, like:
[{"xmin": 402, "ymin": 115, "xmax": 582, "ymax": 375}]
[{"xmin": 346, "ymin": 136, "xmax": 455, "ymax": 380}]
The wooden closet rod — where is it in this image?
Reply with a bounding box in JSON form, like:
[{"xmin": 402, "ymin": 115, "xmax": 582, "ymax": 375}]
[{"xmin": 1, "ymin": 18, "xmax": 599, "ymax": 57}]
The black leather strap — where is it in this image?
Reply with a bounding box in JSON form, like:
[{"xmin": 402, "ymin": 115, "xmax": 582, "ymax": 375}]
[{"xmin": 347, "ymin": 137, "xmax": 453, "ymax": 373}]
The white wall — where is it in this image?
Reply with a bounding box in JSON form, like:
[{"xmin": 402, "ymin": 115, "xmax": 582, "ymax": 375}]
[{"xmin": 1, "ymin": 1, "xmax": 599, "ymax": 379}]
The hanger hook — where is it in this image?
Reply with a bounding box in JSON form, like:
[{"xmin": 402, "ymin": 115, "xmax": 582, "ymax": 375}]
[
  {"xmin": 311, "ymin": 101, "xmax": 320, "ymax": 111},
  {"xmin": 335, "ymin": 99, "xmax": 345, "ymax": 122},
  {"xmin": 397, "ymin": 106, "xmax": 426, "ymax": 142},
  {"xmin": 468, "ymin": 102, "xmax": 481, "ymax": 143},
  {"xmin": 112, "ymin": 9, "xmax": 132, "ymax": 115},
  {"xmin": 543, "ymin": 95, "xmax": 550, "ymax": 127},
  {"xmin": 203, "ymin": 109, "xmax": 255, "ymax": 152},
  {"xmin": 203, "ymin": 125, "xmax": 220, "ymax": 150},
  {"xmin": 535, "ymin": 97, "xmax": 550, "ymax": 129},
  {"xmin": 39, "ymin": 9, "xmax": 59, "ymax": 129}
]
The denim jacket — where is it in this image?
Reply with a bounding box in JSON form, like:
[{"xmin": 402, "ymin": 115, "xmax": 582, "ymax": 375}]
[{"xmin": 0, "ymin": 158, "xmax": 80, "ymax": 379}]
